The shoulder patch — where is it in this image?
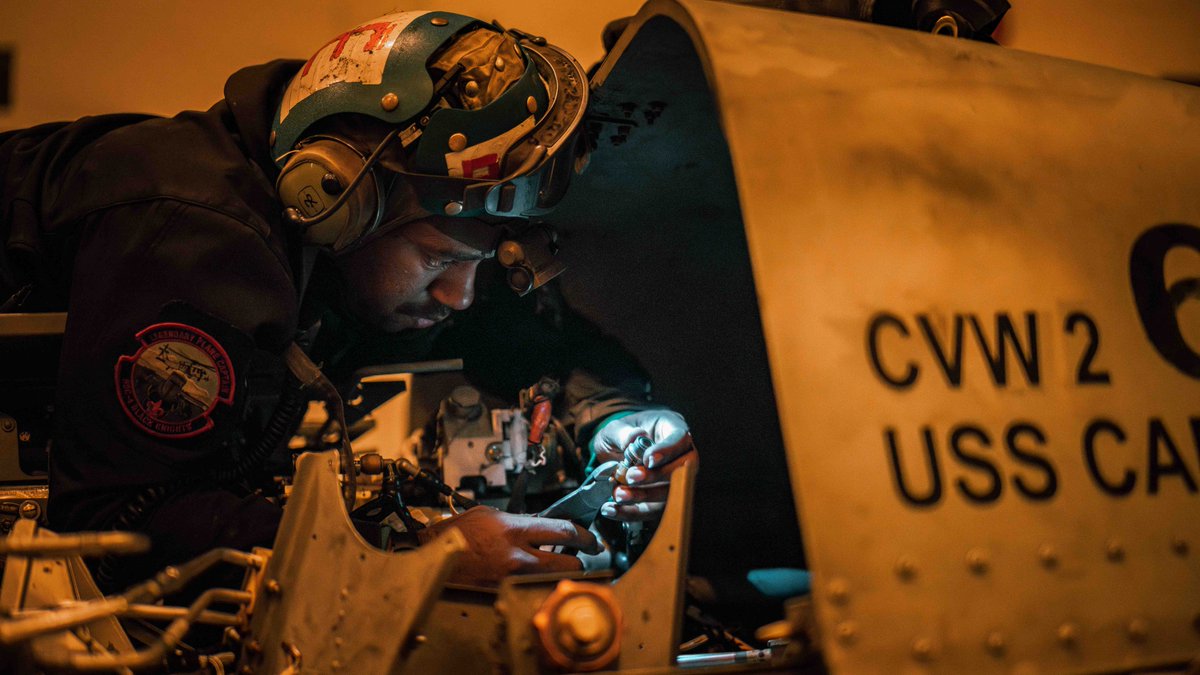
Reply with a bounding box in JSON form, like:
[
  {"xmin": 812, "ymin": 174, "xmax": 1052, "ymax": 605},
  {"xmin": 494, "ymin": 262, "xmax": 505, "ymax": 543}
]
[{"xmin": 114, "ymin": 322, "xmax": 235, "ymax": 439}]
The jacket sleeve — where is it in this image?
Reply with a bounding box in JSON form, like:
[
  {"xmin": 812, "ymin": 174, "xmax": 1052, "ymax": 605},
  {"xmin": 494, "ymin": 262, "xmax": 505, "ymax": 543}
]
[{"xmin": 48, "ymin": 200, "xmax": 298, "ymax": 586}]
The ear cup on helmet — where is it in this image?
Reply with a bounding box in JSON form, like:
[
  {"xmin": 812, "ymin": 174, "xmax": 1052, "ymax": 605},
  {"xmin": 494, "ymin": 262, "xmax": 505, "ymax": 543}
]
[{"xmin": 276, "ymin": 137, "xmax": 385, "ymax": 252}]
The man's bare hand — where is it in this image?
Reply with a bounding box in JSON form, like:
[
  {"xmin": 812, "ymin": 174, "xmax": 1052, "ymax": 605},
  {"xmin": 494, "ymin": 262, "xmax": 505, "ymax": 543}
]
[{"xmin": 419, "ymin": 507, "xmax": 601, "ymax": 586}]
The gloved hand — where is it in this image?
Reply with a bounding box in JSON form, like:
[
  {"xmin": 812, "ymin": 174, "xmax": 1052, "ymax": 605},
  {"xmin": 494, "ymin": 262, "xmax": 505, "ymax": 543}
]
[
  {"xmin": 590, "ymin": 409, "xmax": 697, "ymax": 521},
  {"xmin": 418, "ymin": 507, "xmax": 601, "ymax": 586}
]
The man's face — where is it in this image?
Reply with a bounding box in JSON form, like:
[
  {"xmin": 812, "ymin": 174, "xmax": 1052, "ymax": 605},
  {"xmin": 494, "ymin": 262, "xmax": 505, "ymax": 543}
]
[{"xmin": 335, "ymin": 215, "xmax": 498, "ymax": 333}]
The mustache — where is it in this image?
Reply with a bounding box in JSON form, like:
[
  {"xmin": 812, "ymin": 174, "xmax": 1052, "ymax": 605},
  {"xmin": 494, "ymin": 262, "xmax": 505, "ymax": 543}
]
[{"xmin": 397, "ymin": 303, "xmax": 452, "ymax": 323}]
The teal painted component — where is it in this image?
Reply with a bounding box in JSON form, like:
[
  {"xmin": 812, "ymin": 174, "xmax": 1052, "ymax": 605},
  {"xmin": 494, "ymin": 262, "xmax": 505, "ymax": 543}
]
[
  {"xmin": 747, "ymin": 568, "xmax": 811, "ymax": 599},
  {"xmin": 271, "ymin": 11, "xmax": 480, "ymax": 163},
  {"xmin": 407, "ymin": 55, "xmax": 550, "ymax": 175}
]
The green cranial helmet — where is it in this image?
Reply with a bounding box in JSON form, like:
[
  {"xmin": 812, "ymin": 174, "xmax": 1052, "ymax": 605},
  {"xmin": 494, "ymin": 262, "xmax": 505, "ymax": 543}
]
[{"xmin": 271, "ymin": 10, "xmax": 589, "ymax": 220}]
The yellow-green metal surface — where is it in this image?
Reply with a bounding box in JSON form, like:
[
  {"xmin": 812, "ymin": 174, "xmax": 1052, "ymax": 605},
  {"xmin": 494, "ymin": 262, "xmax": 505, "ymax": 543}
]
[{"xmin": 595, "ymin": 1, "xmax": 1200, "ymax": 672}]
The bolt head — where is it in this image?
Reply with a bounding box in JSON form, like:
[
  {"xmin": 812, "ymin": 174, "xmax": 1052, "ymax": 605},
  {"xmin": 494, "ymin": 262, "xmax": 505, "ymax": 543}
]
[
  {"xmin": 911, "ymin": 637, "xmax": 934, "ymax": 661},
  {"xmin": 380, "ymin": 92, "xmax": 400, "ymax": 112},
  {"xmin": 557, "ymin": 596, "xmax": 611, "ymax": 650},
  {"xmin": 448, "ymin": 132, "xmax": 468, "ymax": 152},
  {"xmin": 430, "ymin": 17, "xmax": 449, "ymax": 26},
  {"xmin": 444, "ymin": 201, "xmax": 464, "ymax": 216},
  {"xmin": 1105, "ymin": 539, "xmax": 1125, "ymax": 561},
  {"xmin": 1056, "ymin": 622, "xmax": 1079, "ymax": 646},
  {"xmin": 834, "ymin": 620, "xmax": 858, "ymax": 645},
  {"xmin": 827, "ymin": 578, "xmax": 850, "ymax": 604},
  {"xmin": 966, "ymin": 547, "xmax": 990, "ymax": 574},
  {"xmin": 985, "ymin": 631, "xmax": 1006, "ymax": 655},
  {"xmin": 1127, "ymin": 618, "xmax": 1149, "ymax": 642},
  {"xmin": 265, "ymin": 579, "xmax": 282, "ymax": 595},
  {"xmin": 1038, "ymin": 543, "xmax": 1059, "ymax": 568},
  {"xmin": 497, "ymin": 240, "xmax": 524, "ymax": 266},
  {"xmin": 18, "ymin": 501, "xmax": 39, "ymax": 519},
  {"xmin": 527, "ymin": 96, "xmax": 538, "ymax": 114}
]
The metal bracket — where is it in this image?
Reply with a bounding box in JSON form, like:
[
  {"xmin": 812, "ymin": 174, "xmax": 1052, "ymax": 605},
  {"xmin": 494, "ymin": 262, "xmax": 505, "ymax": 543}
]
[
  {"xmin": 494, "ymin": 459, "xmax": 697, "ymax": 673},
  {"xmin": 244, "ymin": 451, "xmax": 466, "ymax": 674}
]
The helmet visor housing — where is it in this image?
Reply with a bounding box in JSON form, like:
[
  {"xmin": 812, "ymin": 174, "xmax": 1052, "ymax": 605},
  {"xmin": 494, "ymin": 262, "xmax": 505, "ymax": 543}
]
[
  {"xmin": 379, "ymin": 38, "xmax": 589, "ymax": 219},
  {"xmin": 272, "ymin": 12, "xmax": 588, "ymax": 221}
]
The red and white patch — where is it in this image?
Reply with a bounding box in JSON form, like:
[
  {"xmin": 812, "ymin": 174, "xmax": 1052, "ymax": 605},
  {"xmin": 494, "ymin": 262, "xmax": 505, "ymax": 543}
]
[
  {"xmin": 114, "ymin": 323, "xmax": 235, "ymax": 439},
  {"xmin": 445, "ymin": 115, "xmax": 536, "ymax": 179},
  {"xmin": 279, "ymin": 11, "xmax": 425, "ymax": 123}
]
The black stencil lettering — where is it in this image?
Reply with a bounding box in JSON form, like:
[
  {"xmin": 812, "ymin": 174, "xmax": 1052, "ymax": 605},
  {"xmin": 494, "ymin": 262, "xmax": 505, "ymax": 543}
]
[
  {"xmin": 969, "ymin": 313, "xmax": 1040, "ymax": 387},
  {"xmin": 1130, "ymin": 224, "xmax": 1200, "ymax": 379},
  {"xmin": 1147, "ymin": 418, "xmax": 1198, "ymax": 494},
  {"xmin": 950, "ymin": 425, "xmax": 1002, "ymax": 503},
  {"xmin": 1192, "ymin": 417, "xmax": 1200, "ymax": 469},
  {"xmin": 1006, "ymin": 422, "xmax": 1057, "ymax": 501},
  {"xmin": 1064, "ymin": 312, "xmax": 1112, "ymax": 385},
  {"xmin": 867, "ymin": 313, "xmax": 918, "ymax": 389},
  {"xmin": 885, "ymin": 427, "xmax": 942, "ymax": 507},
  {"xmin": 1083, "ymin": 419, "xmax": 1135, "ymax": 497},
  {"xmin": 916, "ymin": 314, "xmax": 964, "ymax": 388}
]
